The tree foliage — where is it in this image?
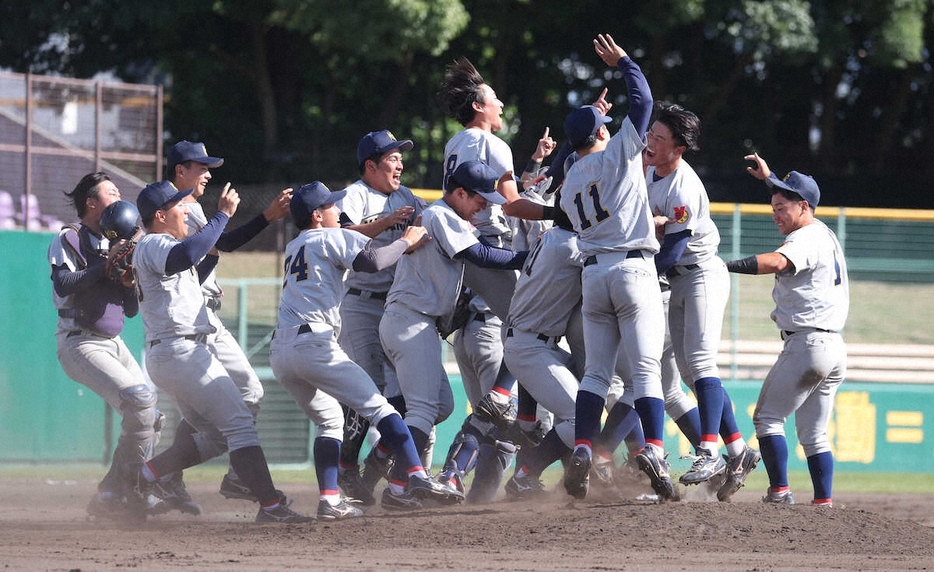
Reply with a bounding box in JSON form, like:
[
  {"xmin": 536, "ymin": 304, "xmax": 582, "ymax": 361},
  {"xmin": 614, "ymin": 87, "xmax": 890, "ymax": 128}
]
[{"xmin": 1, "ymin": 0, "xmax": 931, "ymax": 207}]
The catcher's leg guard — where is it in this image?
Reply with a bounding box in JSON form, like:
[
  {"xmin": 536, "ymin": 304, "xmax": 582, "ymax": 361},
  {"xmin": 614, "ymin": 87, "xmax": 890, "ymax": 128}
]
[
  {"xmin": 340, "ymin": 405, "xmax": 371, "ymax": 468},
  {"xmin": 466, "ymin": 439, "xmax": 517, "ymax": 504},
  {"xmin": 441, "ymin": 430, "xmax": 479, "ymax": 476}
]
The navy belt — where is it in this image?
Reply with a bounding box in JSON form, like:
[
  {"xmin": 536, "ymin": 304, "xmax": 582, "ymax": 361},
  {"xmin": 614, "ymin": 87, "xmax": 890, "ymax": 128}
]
[
  {"xmin": 665, "ymin": 263, "xmax": 700, "ymax": 278},
  {"xmin": 506, "ymin": 327, "xmax": 556, "ymax": 344},
  {"xmin": 583, "ymin": 250, "xmax": 643, "ymax": 267},
  {"xmin": 298, "ymin": 324, "xmax": 313, "ymax": 335},
  {"xmin": 473, "ymin": 313, "xmax": 487, "ymax": 323},
  {"xmin": 347, "ymin": 287, "xmax": 387, "ymax": 300},
  {"xmin": 150, "ymin": 334, "xmax": 200, "ymax": 348},
  {"xmin": 783, "ymin": 328, "xmax": 832, "ymax": 338},
  {"xmin": 206, "ymin": 297, "xmax": 222, "ymax": 312}
]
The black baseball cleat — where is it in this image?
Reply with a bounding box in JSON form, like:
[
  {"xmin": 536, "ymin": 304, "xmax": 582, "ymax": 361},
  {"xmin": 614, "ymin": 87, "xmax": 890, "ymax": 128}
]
[
  {"xmin": 564, "ymin": 448, "xmax": 591, "ymax": 500},
  {"xmin": 337, "ymin": 468, "xmax": 376, "ymax": 506},
  {"xmin": 152, "ymin": 472, "xmax": 203, "ymax": 516},
  {"xmin": 717, "ymin": 446, "xmax": 761, "ymax": 502},
  {"xmin": 123, "ymin": 463, "xmax": 153, "ymax": 521},
  {"xmin": 474, "ymin": 393, "xmax": 517, "ymax": 431},
  {"xmin": 636, "ymin": 447, "xmax": 677, "ymax": 501},
  {"xmin": 505, "ymin": 474, "xmax": 546, "ymax": 500},
  {"xmin": 407, "ymin": 473, "xmax": 465, "ymax": 505},
  {"xmin": 381, "ymin": 487, "xmax": 423, "ymax": 511},
  {"xmin": 219, "ymin": 473, "xmax": 285, "ymax": 504},
  {"xmin": 316, "ymin": 498, "xmax": 364, "ymax": 520},
  {"xmin": 255, "ymin": 500, "xmax": 315, "ymax": 524}
]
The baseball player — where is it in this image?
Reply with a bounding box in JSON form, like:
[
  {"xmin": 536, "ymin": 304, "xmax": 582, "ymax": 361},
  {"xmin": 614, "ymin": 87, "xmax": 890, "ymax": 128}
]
[
  {"xmin": 438, "ymin": 58, "xmax": 555, "ymax": 428},
  {"xmin": 333, "ymin": 130, "xmax": 426, "ymax": 505},
  {"xmin": 557, "ymin": 33, "xmax": 675, "ymax": 501},
  {"xmin": 644, "ymin": 103, "xmax": 760, "ymax": 495},
  {"xmin": 270, "ymin": 181, "xmax": 462, "ymax": 513},
  {"xmin": 48, "ymin": 173, "xmax": 162, "ymax": 518},
  {"xmin": 502, "ymin": 220, "xmax": 587, "ymax": 499},
  {"xmin": 159, "ymin": 141, "xmax": 292, "ymax": 511},
  {"xmin": 127, "ymin": 180, "xmax": 312, "ymax": 523},
  {"xmin": 726, "ymin": 153, "xmax": 848, "ymax": 507},
  {"xmin": 378, "ymin": 160, "xmax": 527, "ymax": 499}
]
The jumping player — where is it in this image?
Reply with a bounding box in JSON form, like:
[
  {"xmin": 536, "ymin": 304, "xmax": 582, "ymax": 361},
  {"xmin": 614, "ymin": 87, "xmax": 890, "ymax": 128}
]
[
  {"xmin": 726, "ymin": 153, "xmax": 848, "ymax": 508},
  {"xmin": 644, "ymin": 103, "xmax": 759, "ymax": 496},
  {"xmin": 270, "ymin": 181, "xmax": 462, "ymax": 513},
  {"xmin": 49, "ymin": 173, "xmax": 161, "ymax": 518},
  {"xmin": 333, "ymin": 130, "xmax": 426, "ymax": 505},
  {"xmin": 558, "ymin": 33, "xmax": 675, "ymax": 501},
  {"xmin": 128, "ymin": 180, "xmax": 312, "ymax": 523}
]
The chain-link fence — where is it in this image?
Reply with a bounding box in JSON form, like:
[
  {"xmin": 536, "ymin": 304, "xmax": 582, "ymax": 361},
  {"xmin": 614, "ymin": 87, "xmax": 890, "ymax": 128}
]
[{"xmin": 0, "ymin": 71, "xmax": 161, "ymax": 231}]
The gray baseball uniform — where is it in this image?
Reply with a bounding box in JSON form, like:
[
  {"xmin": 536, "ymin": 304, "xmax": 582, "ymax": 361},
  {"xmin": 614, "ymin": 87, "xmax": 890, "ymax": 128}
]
[
  {"xmin": 49, "ymin": 225, "xmax": 158, "ymax": 499},
  {"xmin": 503, "ymin": 227, "xmax": 586, "ymax": 448},
  {"xmin": 336, "ymin": 180, "xmax": 425, "ymax": 397},
  {"xmin": 558, "ymin": 116, "xmax": 665, "ymax": 404},
  {"xmin": 134, "ymin": 231, "xmax": 259, "ymax": 460},
  {"xmin": 185, "ymin": 202, "xmax": 263, "ymax": 411},
  {"xmin": 270, "ymin": 227, "xmax": 407, "ymax": 444},
  {"xmin": 754, "ymin": 218, "xmax": 849, "ymax": 449},
  {"xmin": 379, "ymin": 198, "xmax": 477, "ymax": 437}
]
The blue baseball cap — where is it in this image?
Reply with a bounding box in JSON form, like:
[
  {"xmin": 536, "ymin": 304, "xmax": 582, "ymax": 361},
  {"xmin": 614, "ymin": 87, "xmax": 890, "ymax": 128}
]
[
  {"xmin": 357, "ymin": 130, "xmax": 414, "ymax": 167},
  {"xmin": 137, "ymin": 180, "xmax": 194, "ymax": 219},
  {"xmin": 564, "ymin": 105, "xmax": 612, "ymax": 148},
  {"xmin": 444, "ymin": 160, "xmax": 505, "ymax": 205},
  {"xmin": 291, "ymin": 181, "xmax": 348, "ymax": 227},
  {"xmin": 768, "ymin": 171, "xmax": 820, "ymax": 208},
  {"xmin": 167, "ymin": 140, "xmax": 224, "ymax": 170}
]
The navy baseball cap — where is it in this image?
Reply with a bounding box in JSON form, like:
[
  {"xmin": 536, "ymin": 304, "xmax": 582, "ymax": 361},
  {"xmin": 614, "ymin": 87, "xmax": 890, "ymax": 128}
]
[
  {"xmin": 768, "ymin": 171, "xmax": 820, "ymax": 208},
  {"xmin": 564, "ymin": 105, "xmax": 612, "ymax": 147},
  {"xmin": 444, "ymin": 160, "xmax": 506, "ymax": 205},
  {"xmin": 137, "ymin": 180, "xmax": 194, "ymax": 219},
  {"xmin": 357, "ymin": 130, "xmax": 414, "ymax": 167},
  {"xmin": 291, "ymin": 181, "xmax": 348, "ymax": 227},
  {"xmin": 167, "ymin": 141, "xmax": 224, "ymax": 170}
]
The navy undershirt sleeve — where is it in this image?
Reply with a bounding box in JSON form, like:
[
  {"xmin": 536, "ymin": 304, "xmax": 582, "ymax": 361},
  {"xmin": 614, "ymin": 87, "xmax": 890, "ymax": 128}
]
[
  {"xmin": 215, "ymin": 213, "xmax": 269, "ymax": 252},
  {"xmin": 655, "ymin": 229, "xmax": 692, "ymax": 274},
  {"xmin": 197, "ymin": 254, "xmax": 220, "ymax": 283},
  {"xmin": 456, "ymin": 242, "xmax": 528, "ymax": 270},
  {"xmin": 51, "ymin": 263, "xmax": 106, "ymax": 297},
  {"xmin": 618, "ymin": 56, "xmax": 653, "ymax": 138},
  {"xmin": 165, "ymin": 211, "xmax": 229, "ymax": 275}
]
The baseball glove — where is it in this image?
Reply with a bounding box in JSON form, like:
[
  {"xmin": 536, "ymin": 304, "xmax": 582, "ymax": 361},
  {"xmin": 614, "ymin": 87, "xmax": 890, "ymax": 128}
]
[{"xmin": 104, "ymin": 226, "xmax": 143, "ymax": 283}]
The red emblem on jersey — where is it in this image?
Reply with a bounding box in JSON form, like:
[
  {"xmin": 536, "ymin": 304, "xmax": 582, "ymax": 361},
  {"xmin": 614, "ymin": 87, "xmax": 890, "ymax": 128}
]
[{"xmin": 673, "ymin": 205, "xmax": 689, "ymax": 224}]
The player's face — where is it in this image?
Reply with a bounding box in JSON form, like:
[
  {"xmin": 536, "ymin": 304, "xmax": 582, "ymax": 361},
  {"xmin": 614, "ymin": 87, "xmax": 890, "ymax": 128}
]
[
  {"xmin": 317, "ymin": 203, "xmax": 341, "ymax": 228},
  {"xmin": 770, "ymin": 193, "xmax": 808, "ymax": 235},
  {"xmin": 644, "ymin": 121, "xmax": 682, "ymax": 170},
  {"xmin": 177, "ymin": 162, "xmax": 212, "ymax": 198},
  {"xmin": 159, "ymin": 200, "xmax": 190, "ymax": 239},
  {"xmin": 87, "ymin": 181, "xmax": 121, "ymax": 219},
  {"xmin": 477, "ymin": 84, "xmax": 504, "ymax": 132},
  {"xmin": 368, "ymin": 151, "xmax": 404, "ymax": 194}
]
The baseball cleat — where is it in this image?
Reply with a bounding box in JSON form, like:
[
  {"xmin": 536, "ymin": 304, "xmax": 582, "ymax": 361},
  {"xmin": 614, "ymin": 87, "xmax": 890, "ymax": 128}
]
[
  {"xmin": 636, "ymin": 446, "xmax": 676, "ymax": 501},
  {"xmin": 590, "ymin": 457, "xmax": 616, "ymax": 488},
  {"xmin": 812, "ymin": 499, "xmax": 833, "ymax": 508},
  {"xmin": 316, "ymin": 499, "xmax": 364, "ymax": 520},
  {"xmin": 679, "ymin": 450, "xmax": 727, "ymax": 485},
  {"xmin": 123, "ymin": 463, "xmax": 153, "ymax": 521},
  {"xmin": 504, "ymin": 474, "xmax": 546, "ymax": 500},
  {"xmin": 717, "ymin": 446, "xmax": 761, "ymax": 502},
  {"xmin": 381, "ymin": 487, "xmax": 423, "ymax": 511},
  {"xmin": 152, "ymin": 472, "xmax": 203, "ymax": 516},
  {"xmin": 563, "ymin": 448, "xmax": 592, "ymax": 500},
  {"xmin": 255, "ymin": 500, "xmax": 315, "ymax": 523},
  {"xmin": 762, "ymin": 488, "xmax": 795, "ymax": 505},
  {"xmin": 407, "ymin": 473, "xmax": 465, "ymax": 505},
  {"xmin": 86, "ymin": 492, "xmax": 126, "ymax": 519},
  {"xmin": 337, "ymin": 468, "xmax": 376, "ymax": 506},
  {"xmin": 438, "ymin": 470, "xmax": 466, "ymax": 497},
  {"xmin": 473, "ymin": 393, "xmax": 518, "ymax": 431}
]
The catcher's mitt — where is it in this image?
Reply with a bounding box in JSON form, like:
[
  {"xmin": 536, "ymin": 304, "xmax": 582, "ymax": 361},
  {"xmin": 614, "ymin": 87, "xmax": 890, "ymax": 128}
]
[{"xmin": 104, "ymin": 227, "xmax": 143, "ymax": 283}]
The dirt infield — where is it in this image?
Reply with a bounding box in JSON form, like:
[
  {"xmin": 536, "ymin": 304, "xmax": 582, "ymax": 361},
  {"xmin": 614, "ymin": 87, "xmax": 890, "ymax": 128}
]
[{"xmin": 2, "ymin": 476, "xmax": 933, "ymax": 571}]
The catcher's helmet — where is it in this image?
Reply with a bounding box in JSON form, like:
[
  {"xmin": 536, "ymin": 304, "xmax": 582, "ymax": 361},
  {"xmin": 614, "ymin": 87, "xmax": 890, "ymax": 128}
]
[{"xmin": 100, "ymin": 200, "xmax": 141, "ymax": 241}]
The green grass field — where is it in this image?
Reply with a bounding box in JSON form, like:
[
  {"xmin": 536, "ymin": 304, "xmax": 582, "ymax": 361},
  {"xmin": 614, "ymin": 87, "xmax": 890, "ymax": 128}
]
[{"xmin": 5, "ymin": 463, "xmax": 933, "ymax": 495}]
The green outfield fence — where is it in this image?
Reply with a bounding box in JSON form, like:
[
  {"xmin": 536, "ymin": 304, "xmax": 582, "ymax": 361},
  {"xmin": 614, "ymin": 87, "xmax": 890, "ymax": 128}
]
[{"xmin": 2, "ymin": 202, "xmax": 933, "ymax": 473}]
